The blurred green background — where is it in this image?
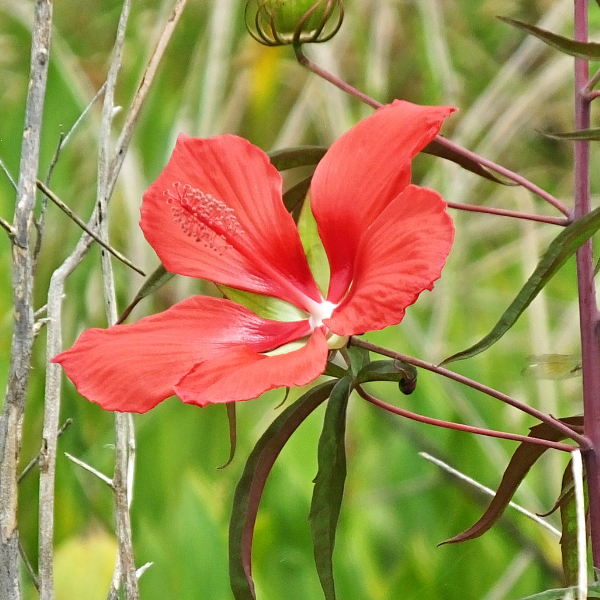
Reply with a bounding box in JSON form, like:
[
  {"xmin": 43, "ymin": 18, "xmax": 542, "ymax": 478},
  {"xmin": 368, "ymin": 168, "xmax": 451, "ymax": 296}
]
[{"xmin": 1, "ymin": 0, "xmax": 598, "ymax": 598}]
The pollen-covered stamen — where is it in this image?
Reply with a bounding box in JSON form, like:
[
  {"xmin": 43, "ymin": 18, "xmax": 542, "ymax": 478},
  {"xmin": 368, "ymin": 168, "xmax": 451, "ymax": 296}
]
[{"xmin": 165, "ymin": 182, "xmax": 244, "ymax": 254}]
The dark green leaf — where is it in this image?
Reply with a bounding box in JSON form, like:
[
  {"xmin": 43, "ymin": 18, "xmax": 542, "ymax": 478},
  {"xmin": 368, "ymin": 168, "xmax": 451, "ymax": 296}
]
[
  {"xmin": 309, "ymin": 377, "xmax": 353, "ymax": 600},
  {"xmin": 441, "ymin": 417, "xmax": 582, "ymax": 545},
  {"xmin": 282, "ymin": 175, "xmax": 312, "ymax": 220},
  {"xmin": 217, "ymin": 404, "xmax": 237, "ymax": 470},
  {"xmin": 116, "ymin": 263, "xmax": 175, "ymax": 324},
  {"xmin": 229, "ymin": 380, "xmax": 336, "ymax": 600},
  {"xmin": 539, "ymin": 127, "xmax": 600, "ymax": 141},
  {"xmin": 356, "ymin": 359, "xmax": 417, "ymax": 395},
  {"xmin": 499, "ymin": 16, "xmax": 600, "ymax": 60},
  {"xmin": 442, "ymin": 207, "xmax": 600, "ymax": 365},
  {"xmin": 267, "ymin": 146, "xmax": 327, "ymax": 171},
  {"xmin": 422, "ymin": 138, "xmax": 512, "ymax": 185}
]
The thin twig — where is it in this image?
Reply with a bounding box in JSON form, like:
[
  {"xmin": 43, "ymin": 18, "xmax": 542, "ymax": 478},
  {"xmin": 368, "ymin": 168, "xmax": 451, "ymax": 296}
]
[
  {"xmin": 36, "ymin": 180, "xmax": 145, "ymax": 275},
  {"xmin": 447, "ymin": 202, "xmax": 570, "ymax": 226},
  {"xmin": 0, "ymin": 2, "xmax": 53, "ymax": 598},
  {"xmin": 0, "ymin": 217, "xmax": 14, "ymax": 237},
  {"xmin": 0, "ymin": 155, "xmax": 18, "ymax": 190},
  {"xmin": 293, "ymin": 43, "xmax": 571, "ymax": 218},
  {"xmin": 46, "ymin": 83, "xmax": 107, "ymax": 184},
  {"xmin": 350, "ymin": 337, "xmax": 591, "ymax": 448},
  {"xmin": 96, "ymin": 3, "xmax": 141, "ymax": 599},
  {"xmin": 18, "ymin": 540, "xmax": 40, "ymax": 591},
  {"xmin": 18, "ymin": 419, "xmax": 72, "ymax": 484},
  {"xmin": 583, "ymin": 66, "xmax": 600, "ymax": 95},
  {"xmin": 107, "ymin": 0, "xmax": 189, "ymax": 199},
  {"xmin": 419, "ymin": 452, "xmax": 561, "ymax": 537},
  {"xmin": 64, "ymin": 453, "xmax": 114, "ymax": 488},
  {"xmin": 357, "ymin": 386, "xmax": 577, "ymax": 452}
]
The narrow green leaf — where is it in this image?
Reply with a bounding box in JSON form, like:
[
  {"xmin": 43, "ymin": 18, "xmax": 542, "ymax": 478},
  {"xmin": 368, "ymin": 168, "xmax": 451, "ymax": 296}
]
[
  {"xmin": 499, "ymin": 16, "xmax": 600, "ymax": 60},
  {"xmin": 229, "ymin": 380, "xmax": 336, "ymax": 600},
  {"xmin": 267, "ymin": 146, "xmax": 327, "ymax": 171},
  {"xmin": 442, "ymin": 206, "xmax": 600, "ymax": 365},
  {"xmin": 309, "ymin": 377, "xmax": 353, "ymax": 600},
  {"xmin": 422, "ymin": 138, "xmax": 512, "ymax": 185},
  {"xmin": 356, "ymin": 359, "xmax": 418, "ymax": 395},
  {"xmin": 442, "ymin": 417, "xmax": 583, "ymax": 545},
  {"xmin": 539, "ymin": 127, "xmax": 600, "ymax": 141},
  {"xmin": 116, "ymin": 263, "xmax": 175, "ymax": 324}
]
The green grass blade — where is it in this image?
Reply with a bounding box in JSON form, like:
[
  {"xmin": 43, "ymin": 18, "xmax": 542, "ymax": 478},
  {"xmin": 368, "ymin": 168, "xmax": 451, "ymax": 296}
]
[{"xmin": 442, "ymin": 206, "xmax": 600, "ymax": 365}]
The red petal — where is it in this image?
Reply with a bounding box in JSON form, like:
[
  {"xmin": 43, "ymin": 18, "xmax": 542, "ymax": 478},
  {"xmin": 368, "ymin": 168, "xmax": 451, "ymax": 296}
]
[
  {"xmin": 52, "ymin": 296, "xmax": 311, "ymax": 413},
  {"xmin": 310, "ymin": 101, "xmax": 455, "ymax": 303},
  {"xmin": 175, "ymin": 328, "xmax": 329, "ymax": 406},
  {"xmin": 141, "ymin": 134, "xmax": 321, "ymax": 311},
  {"xmin": 326, "ymin": 185, "xmax": 454, "ymax": 336}
]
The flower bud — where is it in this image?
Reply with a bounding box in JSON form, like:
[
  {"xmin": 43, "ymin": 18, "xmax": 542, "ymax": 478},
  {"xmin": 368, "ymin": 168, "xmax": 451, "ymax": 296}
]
[{"xmin": 245, "ymin": 0, "xmax": 344, "ymax": 46}]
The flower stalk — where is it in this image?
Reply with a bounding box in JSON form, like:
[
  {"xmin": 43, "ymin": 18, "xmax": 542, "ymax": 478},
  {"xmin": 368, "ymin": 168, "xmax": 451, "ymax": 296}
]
[{"xmin": 573, "ymin": 0, "xmax": 600, "ymax": 569}]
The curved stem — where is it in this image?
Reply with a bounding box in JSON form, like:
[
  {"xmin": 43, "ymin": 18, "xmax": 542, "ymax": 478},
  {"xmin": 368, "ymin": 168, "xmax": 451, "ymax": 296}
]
[
  {"xmin": 294, "ymin": 43, "xmax": 571, "ymax": 218},
  {"xmin": 350, "ymin": 337, "xmax": 590, "ymax": 449},
  {"xmin": 447, "ymin": 202, "xmax": 570, "ymax": 226},
  {"xmin": 356, "ymin": 386, "xmax": 577, "ymax": 452}
]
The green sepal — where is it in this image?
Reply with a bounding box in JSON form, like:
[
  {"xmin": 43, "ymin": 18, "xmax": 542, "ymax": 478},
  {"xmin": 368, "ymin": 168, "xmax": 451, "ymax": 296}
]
[
  {"xmin": 267, "ymin": 145, "xmax": 327, "ymax": 171},
  {"xmin": 297, "ymin": 194, "xmax": 330, "ymax": 297},
  {"xmin": 499, "ymin": 16, "xmax": 600, "ymax": 60},
  {"xmin": 117, "ymin": 263, "xmax": 175, "ymax": 324},
  {"xmin": 356, "ymin": 359, "xmax": 418, "ymax": 395},
  {"xmin": 442, "ymin": 205, "xmax": 600, "ymax": 365},
  {"xmin": 219, "ymin": 285, "xmax": 307, "ymax": 322},
  {"xmin": 344, "ymin": 345, "xmax": 370, "ymax": 377},
  {"xmin": 323, "ymin": 361, "xmax": 348, "ymax": 379},
  {"xmin": 309, "ymin": 376, "xmax": 353, "ymax": 600}
]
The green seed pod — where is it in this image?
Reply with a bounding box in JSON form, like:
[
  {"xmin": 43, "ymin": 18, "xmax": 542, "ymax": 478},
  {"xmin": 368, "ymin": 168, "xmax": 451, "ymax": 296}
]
[{"xmin": 245, "ymin": 0, "xmax": 344, "ymax": 46}]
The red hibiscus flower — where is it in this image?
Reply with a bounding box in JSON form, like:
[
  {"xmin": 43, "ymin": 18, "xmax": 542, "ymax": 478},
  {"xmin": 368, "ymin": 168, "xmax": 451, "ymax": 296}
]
[{"xmin": 53, "ymin": 100, "xmax": 455, "ymax": 412}]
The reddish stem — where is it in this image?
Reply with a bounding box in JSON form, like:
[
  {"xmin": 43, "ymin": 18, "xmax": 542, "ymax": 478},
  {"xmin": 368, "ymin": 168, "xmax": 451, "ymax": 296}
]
[
  {"xmin": 356, "ymin": 386, "xmax": 577, "ymax": 452},
  {"xmin": 350, "ymin": 337, "xmax": 590, "ymax": 448},
  {"xmin": 573, "ymin": 0, "xmax": 600, "ymax": 569},
  {"xmin": 447, "ymin": 202, "xmax": 569, "ymax": 226},
  {"xmin": 293, "ymin": 43, "xmax": 572, "ymax": 218}
]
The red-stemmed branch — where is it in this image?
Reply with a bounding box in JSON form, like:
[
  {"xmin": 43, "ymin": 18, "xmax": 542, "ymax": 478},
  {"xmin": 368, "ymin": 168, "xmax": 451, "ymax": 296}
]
[
  {"xmin": 573, "ymin": 0, "xmax": 600, "ymax": 569},
  {"xmin": 349, "ymin": 337, "xmax": 590, "ymax": 449},
  {"xmin": 355, "ymin": 386, "xmax": 577, "ymax": 453},
  {"xmin": 293, "ymin": 43, "xmax": 572, "ymax": 219}
]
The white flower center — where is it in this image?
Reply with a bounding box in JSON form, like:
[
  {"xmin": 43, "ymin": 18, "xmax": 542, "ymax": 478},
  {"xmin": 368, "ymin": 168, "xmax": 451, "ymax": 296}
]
[{"xmin": 308, "ymin": 299, "xmax": 336, "ymax": 330}]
